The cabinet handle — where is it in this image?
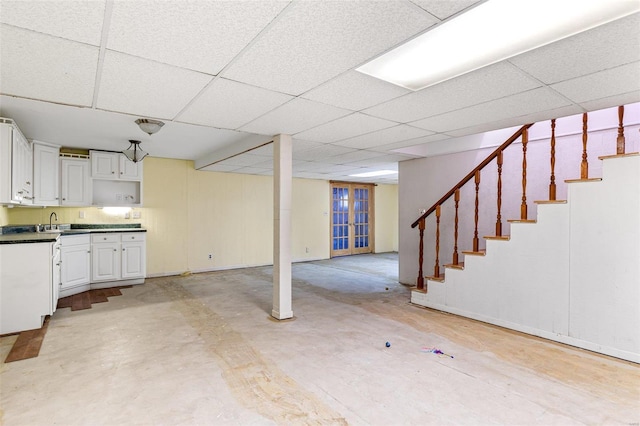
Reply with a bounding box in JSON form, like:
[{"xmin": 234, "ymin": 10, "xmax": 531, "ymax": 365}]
[
  {"xmin": 103, "ymin": 237, "xmax": 107, "ymax": 240},
  {"xmin": 87, "ymin": 250, "xmax": 91, "ymax": 253},
  {"xmin": 111, "ymin": 171, "xmax": 115, "ymax": 174},
  {"xmin": 113, "ymin": 249, "xmax": 117, "ymax": 252},
  {"xmin": 122, "ymin": 248, "xmax": 126, "ymax": 251},
  {"xmin": 26, "ymin": 181, "xmax": 31, "ymax": 185},
  {"xmin": 62, "ymin": 198, "xmax": 66, "ymax": 201}
]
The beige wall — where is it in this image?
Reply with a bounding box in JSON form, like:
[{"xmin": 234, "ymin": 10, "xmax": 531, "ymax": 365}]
[
  {"xmin": 374, "ymin": 184, "xmax": 399, "ymax": 253},
  {"xmin": 5, "ymin": 157, "xmax": 398, "ymax": 276},
  {"xmin": 0, "ymin": 206, "xmax": 8, "ymax": 226}
]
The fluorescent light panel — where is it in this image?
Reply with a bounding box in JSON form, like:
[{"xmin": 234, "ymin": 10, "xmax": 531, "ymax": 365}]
[
  {"xmin": 350, "ymin": 170, "xmax": 398, "ymax": 177},
  {"xmin": 357, "ymin": 0, "xmax": 639, "ymax": 91}
]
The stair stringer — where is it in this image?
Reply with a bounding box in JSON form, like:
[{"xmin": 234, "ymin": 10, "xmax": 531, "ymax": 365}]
[{"xmin": 411, "ymin": 155, "xmax": 640, "ymax": 363}]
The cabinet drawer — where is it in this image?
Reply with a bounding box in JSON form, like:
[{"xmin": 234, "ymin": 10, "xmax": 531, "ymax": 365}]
[
  {"xmin": 91, "ymin": 233, "xmax": 120, "ymax": 244},
  {"xmin": 61, "ymin": 234, "xmax": 90, "ymax": 247},
  {"xmin": 121, "ymin": 232, "xmax": 145, "ymax": 242}
]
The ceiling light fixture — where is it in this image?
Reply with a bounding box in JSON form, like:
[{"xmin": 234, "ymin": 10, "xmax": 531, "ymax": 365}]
[
  {"xmin": 122, "ymin": 140, "xmax": 148, "ymax": 163},
  {"xmin": 356, "ymin": 0, "xmax": 639, "ymax": 91},
  {"xmin": 350, "ymin": 170, "xmax": 398, "ymax": 178},
  {"xmin": 135, "ymin": 118, "xmax": 164, "ymax": 135}
]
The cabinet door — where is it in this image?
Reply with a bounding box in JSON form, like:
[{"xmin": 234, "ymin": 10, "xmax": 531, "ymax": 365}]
[
  {"xmin": 52, "ymin": 243, "xmax": 61, "ymax": 313},
  {"xmin": 33, "ymin": 143, "xmax": 60, "ymax": 206},
  {"xmin": 121, "ymin": 241, "xmax": 146, "ymax": 279},
  {"xmin": 119, "ymin": 155, "xmax": 142, "ymax": 181},
  {"xmin": 61, "ymin": 158, "xmax": 90, "ymax": 206},
  {"xmin": 11, "ymin": 131, "xmax": 24, "ymax": 202},
  {"xmin": 61, "ymin": 245, "xmax": 91, "ymax": 289},
  {"xmin": 91, "ymin": 151, "xmax": 118, "ymax": 179},
  {"xmin": 91, "ymin": 243, "xmax": 120, "ymax": 282},
  {"xmin": 21, "ymin": 138, "xmax": 33, "ymax": 204}
]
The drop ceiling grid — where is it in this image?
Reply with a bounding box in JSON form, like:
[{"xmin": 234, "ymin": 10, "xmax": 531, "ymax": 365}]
[
  {"xmin": 293, "ymin": 144, "xmax": 357, "ymax": 162},
  {"xmin": 96, "ymin": 50, "xmax": 213, "ymax": 120},
  {"xmin": 0, "ymin": 1, "xmax": 105, "ymax": 46},
  {"xmin": 333, "ymin": 124, "xmax": 434, "ymax": 149},
  {"xmin": 0, "ymin": 25, "xmax": 99, "ymax": 107},
  {"xmin": 550, "ymin": 62, "xmax": 640, "ymax": 104},
  {"xmin": 239, "ymin": 98, "xmax": 351, "ymax": 136},
  {"xmin": 579, "ymin": 91, "xmax": 640, "ymax": 112},
  {"xmin": 409, "ymin": 87, "xmax": 574, "ymax": 133},
  {"xmin": 408, "ymin": 0, "xmax": 482, "ymax": 20},
  {"xmin": 294, "ymin": 113, "xmax": 399, "ymax": 143},
  {"xmin": 301, "ymin": 71, "xmax": 410, "ymax": 111},
  {"xmin": 362, "ymin": 61, "xmax": 542, "ymax": 123},
  {"xmin": 106, "ymin": 0, "xmax": 290, "ymax": 74},
  {"xmin": 221, "ymin": 0, "xmax": 439, "ymax": 95},
  {"xmin": 177, "ymin": 78, "xmax": 293, "ymax": 129},
  {"xmin": 508, "ymin": 12, "xmax": 640, "ymax": 85}
]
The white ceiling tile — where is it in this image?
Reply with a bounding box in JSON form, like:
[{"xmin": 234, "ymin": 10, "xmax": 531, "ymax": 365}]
[
  {"xmin": 363, "ymin": 62, "xmax": 541, "ymax": 123},
  {"xmin": 301, "ymin": 71, "xmax": 409, "ymax": 111},
  {"xmin": 579, "ymin": 90, "xmax": 640, "ymax": 112},
  {"xmin": 408, "ymin": 0, "xmax": 481, "ymax": 20},
  {"xmin": 178, "ymin": 78, "xmax": 293, "ymax": 130},
  {"xmin": 294, "ymin": 172, "xmax": 332, "ymax": 180},
  {"xmin": 509, "ymin": 13, "xmax": 640, "ymax": 85},
  {"xmin": 334, "ymin": 124, "xmax": 433, "ymax": 149},
  {"xmin": 0, "ymin": 95, "xmax": 253, "ymax": 160},
  {"xmin": 222, "ymin": 0, "xmax": 438, "ymax": 95},
  {"xmin": 97, "ymin": 50, "xmax": 212, "ymax": 120},
  {"xmin": 294, "ymin": 144, "xmax": 357, "ymax": 162},
  {"xmin": 0, "ymin": 0, "xmax": 105, "ymax": 45},
  {"xmin": 294, "ymin": 113, "xmax": 397, "ymax": 143},
  {"xmin": 324, "ymin": 150, "xmax": 388, "ymax": 164},
  {"xmin": 292, "ymin": 139, "xmax": 324, "ymax": 153},
  {"xmin": 108, "ymin": 0, "xmax": 289, "ymax": 74},
  {"xmin": 550, "ymin": 62, "xmax": 640, "ymax": 104},
  {"xmin": 239, "ymin": 98, "xmax": 351, "ymax": 136},
  {"xmin": 0, "ymin": 25, "xmax": 98, "ymax": 106},
  {"xmin": 410, "ymin": 87, "xmax": 572, "ymax": 133},
  {"xmin": 371, "ymin": 133, "xmax": 451, "ymax": 151}
]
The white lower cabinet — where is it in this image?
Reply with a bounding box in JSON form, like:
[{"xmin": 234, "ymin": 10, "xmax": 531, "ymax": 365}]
[
  {"xmin": 0, "ymin": 242, "xmax": 53, "ymax": 334},
  {"xmin": 91, "ymin": 232, "xmax": 146, "ymax": 285},
  {"xmin": 52, "ymin": 239, "xmax": 61, "ymax": 313},
  {"xmin": 60, "ymin": 234, "xmax": 91, "ymax": 296}
]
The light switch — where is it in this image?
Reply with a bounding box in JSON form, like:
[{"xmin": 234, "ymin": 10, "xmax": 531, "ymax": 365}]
[{"xmin": 79, "ymin": 211, "xmax": 85, "ymax": 219}]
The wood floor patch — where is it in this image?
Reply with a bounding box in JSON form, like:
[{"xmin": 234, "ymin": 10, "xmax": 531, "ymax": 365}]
[
  {"xmin": 4, "ymin": 317, "xmax": 49, "ymax": 363},
  {"xmin": 3, "ymin": 286, "xmax": 133, "ymax": 363}
]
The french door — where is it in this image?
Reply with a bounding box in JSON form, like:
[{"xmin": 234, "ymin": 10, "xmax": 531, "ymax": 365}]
[{"xmin": 330, "ymin": 183, "xmax": 374, "ymax": 257}]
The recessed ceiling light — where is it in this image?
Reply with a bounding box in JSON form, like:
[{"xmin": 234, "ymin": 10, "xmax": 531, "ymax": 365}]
[
  {"xmin": 350, "ymin": 170, "xmax": 398, "ymax": 178},
  {"xmin": 357, "ymin": 0, "xmax": 639, "ymax": 91}
]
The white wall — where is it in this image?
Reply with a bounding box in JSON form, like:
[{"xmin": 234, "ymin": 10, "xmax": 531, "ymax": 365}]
[
  {"xmin": 399, "ymin": 104, "xmax": 640, "ymax": 285},
  {"xmin": 408, "ymin": 133, "xmax": 640, "ymax": 362}
]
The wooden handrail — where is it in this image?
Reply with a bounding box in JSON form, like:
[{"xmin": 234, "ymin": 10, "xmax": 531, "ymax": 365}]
[{"xmin": 411, "ymin": 124, "xmax": 533, "ymax": 228}]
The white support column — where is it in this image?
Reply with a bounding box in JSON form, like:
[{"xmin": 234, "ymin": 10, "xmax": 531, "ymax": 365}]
[{"xmin": 272, "ymin": 134, "xmax": 293, "ymax": 320}]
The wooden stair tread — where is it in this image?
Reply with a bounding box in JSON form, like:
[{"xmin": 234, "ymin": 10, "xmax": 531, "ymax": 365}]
[
  {"xmin": 535, "ymin": 200, "xmax": 567, "ymax": 204},
  {"xmin": 426, "ymin": 274, "xmax": 445, "ymax": 282},
  {"xmin": 484, "ymin": 235, "xmax": 510, "ymax": 240},
  {"xmin": 565, "ymin": 178, "xmax": 602, "ymax": 183},
  {"xmin": 444, "ymin": 262, "xmax": 464, "ymax": 270},
  {"xmin": 598, "ymin": 152, "xmax": 639, "ymax": 160},
  {"xmin": 507, "ymin": 219, "xmax": 536, "ymax": 223},
  {"xmin": 462, "ymin": 249, "xmax": 486, "ymax": 256}
]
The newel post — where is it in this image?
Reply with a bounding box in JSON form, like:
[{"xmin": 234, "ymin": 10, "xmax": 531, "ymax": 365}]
[
  {"xmin": 417, "ymin": 218, "xmax": 425, "ymax": 290},
  {"xmin": 617, "ymin": 105, "xmax": 625, "ymax": 155}
]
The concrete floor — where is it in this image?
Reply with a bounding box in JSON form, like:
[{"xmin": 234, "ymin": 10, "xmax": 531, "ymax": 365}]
[{"xmin": 1, "ymin": 253, "xmax": 638, "ymax": 425}]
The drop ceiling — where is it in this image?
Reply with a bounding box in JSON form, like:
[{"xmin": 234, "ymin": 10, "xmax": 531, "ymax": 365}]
[{"xmin": 0, "ymin": 1, "xmax": 638, "ymax": 184}]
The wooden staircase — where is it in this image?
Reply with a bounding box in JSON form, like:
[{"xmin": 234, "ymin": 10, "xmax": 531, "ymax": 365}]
[{"xmin": 409, "ymin": 104, "xmax": 640, "ymax": 363}]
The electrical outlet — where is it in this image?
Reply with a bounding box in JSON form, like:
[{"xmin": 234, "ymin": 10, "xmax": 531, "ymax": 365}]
[
  {"xmin": 116, "ymin": 193, "xmax": 123, "ymax": 201},
  {"xmin": 79, "ymin": 211, "xmax": 85, "ymax": 219},
  {"xmin": 305, "ymin": 247, "xmax": 309, "ymax": 253},
  {"xmin": 124, "ymin": 212, "xmax": 130, "ymax": 219},
  {"xmin": 132, "ymin": 211, "xmax": 141, "ymax": 219},
  {"xmin": 208, "ymin": 254, "xmax": 213, "ymax": 260}
]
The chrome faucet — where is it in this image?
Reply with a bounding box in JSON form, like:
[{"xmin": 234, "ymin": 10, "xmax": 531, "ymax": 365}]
[{"xmin": 49, "ymin": 212, "xmax": 58, "ymax": 230}]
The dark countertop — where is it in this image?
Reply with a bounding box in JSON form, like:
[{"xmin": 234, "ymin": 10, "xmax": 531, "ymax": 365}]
[{"xmin": 0, "ymin": 224, "xmax": 147, "ymax": 244}]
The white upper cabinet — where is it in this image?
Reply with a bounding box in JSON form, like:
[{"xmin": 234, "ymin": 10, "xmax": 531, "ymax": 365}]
[
  {"xmin": 91, "ymin": 151, "xmax": 142, "ymax": 181},
  {"xmin": 61, "ymin": 157, "xmax": 91, "ymax": 206},
  {"xmin": 0, "ymin": 118, "xmax": 33, "ymax": 205},
  {"xmin": 33, "ymin": 142, "xmax": 60, "ymax": 206}
]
